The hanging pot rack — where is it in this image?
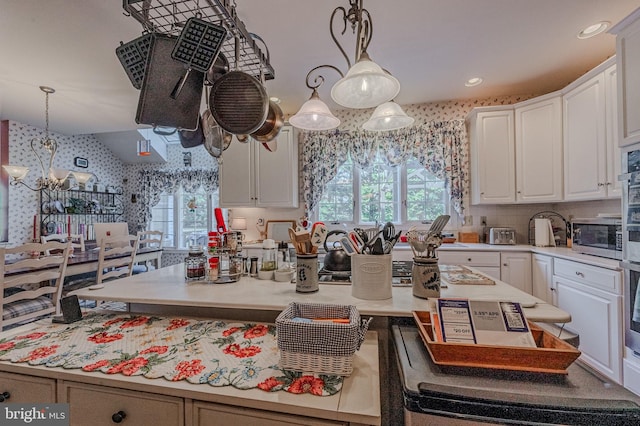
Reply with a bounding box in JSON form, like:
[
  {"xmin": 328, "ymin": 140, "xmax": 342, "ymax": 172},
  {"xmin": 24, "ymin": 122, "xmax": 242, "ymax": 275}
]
[{"xmin": 123, "ymin": 0, "xmax": 274, "ymax": 81}]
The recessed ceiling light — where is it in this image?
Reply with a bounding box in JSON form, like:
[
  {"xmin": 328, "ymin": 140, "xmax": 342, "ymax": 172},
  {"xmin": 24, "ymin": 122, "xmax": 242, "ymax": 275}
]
[
  {"xmin": 577, "ymin": 21, "xmax": 610, "ymax": 39},
  {"xmin": 465, "ymin": 77, "xmax": 483, "ymax": 87}
]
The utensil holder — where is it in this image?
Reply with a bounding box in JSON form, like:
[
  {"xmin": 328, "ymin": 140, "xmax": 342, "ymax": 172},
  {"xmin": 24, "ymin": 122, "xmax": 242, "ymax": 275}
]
[
  {"xmin": 296, "ymin": 254, "xmax": 318, "ymax": 293},
  {"xmin": 412, "ymin": 257, "xmax": 441, "ymax": 298},
  {"xmin": 351, "ymin": 254, "xmax": 392, "ymax": 300}
]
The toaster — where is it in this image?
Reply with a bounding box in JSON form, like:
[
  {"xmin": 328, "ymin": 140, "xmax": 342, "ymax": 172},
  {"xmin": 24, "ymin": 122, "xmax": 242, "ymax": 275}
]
[{"xmin": 488, "ymin": 228, "xmax": 516, "ymax": 245}]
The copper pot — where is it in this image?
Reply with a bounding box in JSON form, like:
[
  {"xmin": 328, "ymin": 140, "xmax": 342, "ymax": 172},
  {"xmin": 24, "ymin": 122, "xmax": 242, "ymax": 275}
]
[{"xmin": 251, "ymin": 100, "xmax": 284, "ymax": 142}]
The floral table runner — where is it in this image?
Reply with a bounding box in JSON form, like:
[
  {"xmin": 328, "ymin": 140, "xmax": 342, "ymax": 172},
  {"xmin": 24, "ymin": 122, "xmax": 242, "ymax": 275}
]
[{"xmin": 0, "ymin": 313, "xmax": 343, "ymax": 396}]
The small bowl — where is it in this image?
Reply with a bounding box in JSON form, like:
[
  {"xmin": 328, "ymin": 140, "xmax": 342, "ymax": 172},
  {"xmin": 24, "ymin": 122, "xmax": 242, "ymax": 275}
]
[
  {"xmin": 274, "ymin": 269, "xmax": 294, "ymax": 282},
  {"xmin": 257, "ymin": 269, "xmax": 274, "ymax": 280}
]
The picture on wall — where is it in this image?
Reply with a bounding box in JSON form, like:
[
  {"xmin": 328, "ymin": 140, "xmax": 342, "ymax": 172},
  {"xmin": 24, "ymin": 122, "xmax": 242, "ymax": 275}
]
[{"xmin": 1, "ymin": 120, "xmax": 9, "ymax": 242}]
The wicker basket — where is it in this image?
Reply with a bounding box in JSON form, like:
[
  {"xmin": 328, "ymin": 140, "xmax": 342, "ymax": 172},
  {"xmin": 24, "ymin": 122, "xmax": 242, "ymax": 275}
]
[{"xmin": 276, "ymin": 302, "xmax": 371, "ymax": 376}]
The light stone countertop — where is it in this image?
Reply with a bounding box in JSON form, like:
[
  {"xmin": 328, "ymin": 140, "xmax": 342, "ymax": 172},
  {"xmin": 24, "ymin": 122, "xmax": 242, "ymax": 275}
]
[{"xmin": 71, "ymin": 263, "xmax": 570, "ymax": 323}]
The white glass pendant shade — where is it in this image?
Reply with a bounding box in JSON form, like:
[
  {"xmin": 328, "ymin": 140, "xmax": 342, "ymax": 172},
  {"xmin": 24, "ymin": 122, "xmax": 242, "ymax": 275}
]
[
  {"xmin": 362, "ymin": 101, "xmax": 414, "ymax": 131},
  {"xmin": 49, "ymin": 168, "xmax": 70, "ymax": 182},
  {"xmin": 72, "ymin": 171, "xmax": 93, "ymax": 185},
  {"xmin": 289, "ymin": 90, "xmax": 341, "ymax": 131},
  {"xmin": 331, "ymin": 53, "xmax": 400, "ymax": 109},
  {"xmin": 2, "ymin": 164, "xmax": 30, "ymax": 181}
]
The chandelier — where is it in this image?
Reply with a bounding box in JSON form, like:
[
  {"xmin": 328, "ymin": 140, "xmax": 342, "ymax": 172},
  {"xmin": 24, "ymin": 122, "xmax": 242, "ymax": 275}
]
[
  {"xmin": 289, "ymin": 0, "xmax": 413, "ymax": 132},
  {"xmin": 2, "ymin": 86, "xmax": 84, "ymax": 192}
]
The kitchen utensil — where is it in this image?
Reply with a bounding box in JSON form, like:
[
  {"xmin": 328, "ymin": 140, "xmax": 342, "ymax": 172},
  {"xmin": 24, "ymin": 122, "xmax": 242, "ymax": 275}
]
[
  {"xmin": 214, "ymin": 208, "xmax": 227, "ymax": 233},
  {"xmin": 311, "ymin": 223, "xmax": 328, "ymax": 248},
  {"xmin": 323, "ymin": 230, "xmax": 351, "ymax": 272},
  {"xmin": 178, "ymin": 115, "xmax": 205, "ymax": 148},
  {"xmin": 135, "ymin": 34, "xmax": 203, "ymax": 130},
  {"xmin": 348, "ymin": 231, "xmax": 364, "ymax": 253},
  {"xmin": 115, "ymin": 33, "xmax": 153, "ymax": 90},
  {"xmin": 428, "ymin": 215, "xmax": 450, "ymax": 238},
  {"xmin": 382, "ymin": 222, "xmax": 395, "ymax": 241},
  {"xmin": 170, "ymin": 16, "xmax": 226, "ymax": 99},
  {"xmin": 202, "ymin": 109, "xmax": 223, "ymax": 157},
  {"xmin": 251, "ymin": 100, "xmax": 284, "ymax": 142},
  {"xmin": 205, "ymin": 52, "xmax": 229, "ymax": 85},
  {"xmin": 340, "ymin": 236, "xmax": 359, "ymax": 255},
  {"xmin": 209, "ymin": 70, "xmax": 269, "ymax": 134}
]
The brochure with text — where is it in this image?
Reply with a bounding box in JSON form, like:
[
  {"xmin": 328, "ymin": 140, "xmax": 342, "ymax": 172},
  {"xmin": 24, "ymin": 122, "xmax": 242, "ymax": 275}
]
[{"xmin": 435, "ymin": 298, "xmax": 536, "ymax": 348}]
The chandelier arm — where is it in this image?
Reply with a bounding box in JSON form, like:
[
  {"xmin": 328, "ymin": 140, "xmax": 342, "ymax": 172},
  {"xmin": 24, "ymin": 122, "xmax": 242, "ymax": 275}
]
[
  {"xmin": 305, "ymin": 65, "xmax": 344, "ymax": 90},
  {"xmin": 8, "ymin": 178, "xmax": 38, "ymax": 192},
  {"xmin": 358, "ymin": 8, "xmax": 372, "ymax": 56},
  {"xmin": 330, "ymin": 6, "xmax": 352, "ymax": 70},
  {"xmin": 30, "ymin": 137, "xmax": 49, "ymax": 181}
]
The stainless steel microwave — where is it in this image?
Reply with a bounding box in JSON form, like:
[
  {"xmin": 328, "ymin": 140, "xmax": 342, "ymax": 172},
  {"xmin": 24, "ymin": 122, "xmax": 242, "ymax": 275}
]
[{"xmin": 571, "ymin": 217, "xmax": 622, "ymax": 260}]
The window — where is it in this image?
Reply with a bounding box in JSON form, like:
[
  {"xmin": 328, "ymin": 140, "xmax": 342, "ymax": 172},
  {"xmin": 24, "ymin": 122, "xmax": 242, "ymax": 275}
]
[
  {"xmin": 149, "ymin": 188, "xmax": 219, "ymax": 249},
  {"xmin": 316, "ymin": 154, "xmax": 448, "ymax": 226}
]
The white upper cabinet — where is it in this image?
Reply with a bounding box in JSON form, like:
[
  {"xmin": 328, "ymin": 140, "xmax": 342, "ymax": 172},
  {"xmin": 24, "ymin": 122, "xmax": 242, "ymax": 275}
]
[
  {"xmin": 468, "ymin": 107, "xmax": 516, "ymax": 204},
  {"xmin": 563, "ymin": 58, "xmax": 620, "ymax": 201},
  {"xmin": 611, "ymin": 8, "xmax": 640, "ymax": 147},
  {"xmin": 514, "ymin": 93, "xmax": 563, "ymax": 202},
  {"xmin": 220, "ymin": 126, "xmax": 299, "ymax": 208}
]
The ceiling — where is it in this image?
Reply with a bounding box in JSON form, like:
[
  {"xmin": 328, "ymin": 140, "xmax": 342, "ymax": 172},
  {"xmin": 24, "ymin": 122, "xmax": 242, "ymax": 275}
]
[{"xmin": 0, "ymin": 0, "xmax": 638, "ymax": 161}]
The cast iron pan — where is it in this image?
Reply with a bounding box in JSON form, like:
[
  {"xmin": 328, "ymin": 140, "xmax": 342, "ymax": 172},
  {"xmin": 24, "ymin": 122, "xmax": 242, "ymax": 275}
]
[{"xmin": 209, "ymin": 71, "xmax": 269, "ymax": 135}]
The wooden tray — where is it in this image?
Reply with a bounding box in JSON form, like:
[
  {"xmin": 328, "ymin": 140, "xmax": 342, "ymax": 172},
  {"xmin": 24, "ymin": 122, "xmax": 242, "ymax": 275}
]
[{"xmin": 412, "ymin": 311, "xmax": 581, "ymax": 375}]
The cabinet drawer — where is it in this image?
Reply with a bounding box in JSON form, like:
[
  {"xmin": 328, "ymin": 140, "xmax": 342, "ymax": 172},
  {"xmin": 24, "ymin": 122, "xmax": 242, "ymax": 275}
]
[
  {"xmin": 61, "ymin": 381, "xmax": 184, "ymax": 426},
  {"xmin": 192, "ymin": 400, "xmax": 346, "ymax": 426},
  {"xmin": 553, "ymin": 258, "xmax": 621, "ymax": 293},
  {"xmin": 0, "ymin": 371, "xmax": 56, "ymax": 403},
  {"xmin": 437, "ymin": 251, "xmax": 500, "ymax": 266}
]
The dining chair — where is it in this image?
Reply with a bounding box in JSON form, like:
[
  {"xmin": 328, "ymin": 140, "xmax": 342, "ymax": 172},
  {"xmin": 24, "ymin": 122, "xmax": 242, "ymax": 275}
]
[
  {"xmin": 134, "ymin": 230, "xmax": 163, "ymax": 273},
  {"xmin": 41, "ymin": 233, "xmax": 85, "ymax": 255},
  {"xmin": 95, "ymin": 234, "xmax": 140, "ymax": 286},
  {"xmin": 1, "ymin": 241, "xmax": 71, "ymax": 330}
]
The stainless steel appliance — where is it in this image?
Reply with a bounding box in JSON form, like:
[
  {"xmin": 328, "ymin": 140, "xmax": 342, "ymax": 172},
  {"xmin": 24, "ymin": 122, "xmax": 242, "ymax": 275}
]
[
  {"xmin": 488, "ymin": 227, "xmax": 516, "ymax": 245},
  {"xmin": 621, "ymin": 148, "xmax": 640, "ymax": 357},
  {"xmin": 571, "ymin": 217, "xmax": 622, "ymax": 260},
  {"xmin": 391, "ymin": 322, "xmax": 640, "ymax": 425},
  {"xmin": 318, "ymin": 260, "xmax": 412, "ymax": 286}
]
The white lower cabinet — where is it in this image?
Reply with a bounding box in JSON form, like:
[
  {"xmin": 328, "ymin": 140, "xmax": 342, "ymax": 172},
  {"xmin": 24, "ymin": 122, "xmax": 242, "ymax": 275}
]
[
  {"xmin": 61, "ymin": 381, "xmax": 185, "ymax": 426},
  {"xmin": 552, "ymin": 258, "xmax": 623, "ymax": 383},
  {"xmin": 532, "ymin": 254, "xmax": 554, "ymax": 303},
  {"xmin": 436, "ymin": 251, "xmax": 501, "ymax": 280},
  {"xmin": 0, "ymin": 371, "xmax": 56, "ymax": 403},
  {"xmin": 500, "ymin": 252, "xmax": 532, "ymax": 293},
  {"xmin": 191, "ymin": 400, "xmax": 346, "ymax": 426},
  {"xmin": 623, "ymin": 350, "xmax": 640, "ymax": 396}
]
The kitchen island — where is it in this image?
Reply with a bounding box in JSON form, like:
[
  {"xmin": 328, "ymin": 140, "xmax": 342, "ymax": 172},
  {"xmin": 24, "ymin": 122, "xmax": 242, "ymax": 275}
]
[
  {"xmin": 69, "ymin": 263, "xmax": 570, "ymax": 323},
  {"xmin": 2, "ymin": 264, "xmax": 569, "ymax": 425}
]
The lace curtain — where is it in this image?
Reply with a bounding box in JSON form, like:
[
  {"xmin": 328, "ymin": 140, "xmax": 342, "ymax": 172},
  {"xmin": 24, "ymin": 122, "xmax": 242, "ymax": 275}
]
[
  {"xmin": 134, "ymin": 169, "xmax": 219, "ymax": 230},
  {"xmin": 301, "ymin": 120, "xmax": 468, "ymax": 219}
]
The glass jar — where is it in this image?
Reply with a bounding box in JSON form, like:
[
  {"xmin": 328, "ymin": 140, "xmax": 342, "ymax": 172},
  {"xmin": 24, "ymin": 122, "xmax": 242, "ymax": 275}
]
[
  {"xmin": 261, "ymin": 239, "xmax": 277, "ymax": 271},
  {"xmin": 185, "ymin": 245, "xmax": 206, "ymax": 281}
]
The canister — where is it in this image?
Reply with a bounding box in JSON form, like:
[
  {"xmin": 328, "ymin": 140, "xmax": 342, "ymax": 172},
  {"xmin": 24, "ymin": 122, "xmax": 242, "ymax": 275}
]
[
  {"xmin": 412, "ymin": 257, "xmax": 441, "ymax": 298},
  {"xmin": 261, "ymin": 238, "xmax": 277, "ymax": 271},
  {"xmin": 184, "ymin": 245, "xmax": 206, "ymax": 281},
  {"xmin": 296, "ymin": 254, "xmax": 319, "ymax": 293}
]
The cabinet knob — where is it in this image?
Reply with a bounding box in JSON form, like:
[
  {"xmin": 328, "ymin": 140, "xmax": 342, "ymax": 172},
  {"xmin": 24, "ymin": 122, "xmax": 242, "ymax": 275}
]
[
  {"xmin": 503, "ymin": 263, "xmax": 508, "ymax": 267},
  {"xmin": 467, "ymin": 258, "xmax": 472, "ymax": 262},
  {"xmin": 0, "ymin": 391, "xmax": 10, "ymax": 402},
  {"xmin": 575, "ymin": 271, "xmax": 584, "ymax": 277},
  {"xmin": 597, "ymin": 182, "xmax": 605, "ymax": 187},
  {"xmin": 111, "ymin": 410, "xmax": 127, "ymax": 423}
]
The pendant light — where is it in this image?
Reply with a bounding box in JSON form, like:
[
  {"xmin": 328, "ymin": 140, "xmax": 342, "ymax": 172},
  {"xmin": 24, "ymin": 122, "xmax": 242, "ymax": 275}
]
[
  {"xmin": 290, "ymin": 0, "xmax": 412, "ymax": 132},
  {"xmin": 362, "ymin": 101, "xmax": 414, "ymax": 131},
  {"xmin": 2, "ymin": 86, "xmax": 72, "ymax": 191}
]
